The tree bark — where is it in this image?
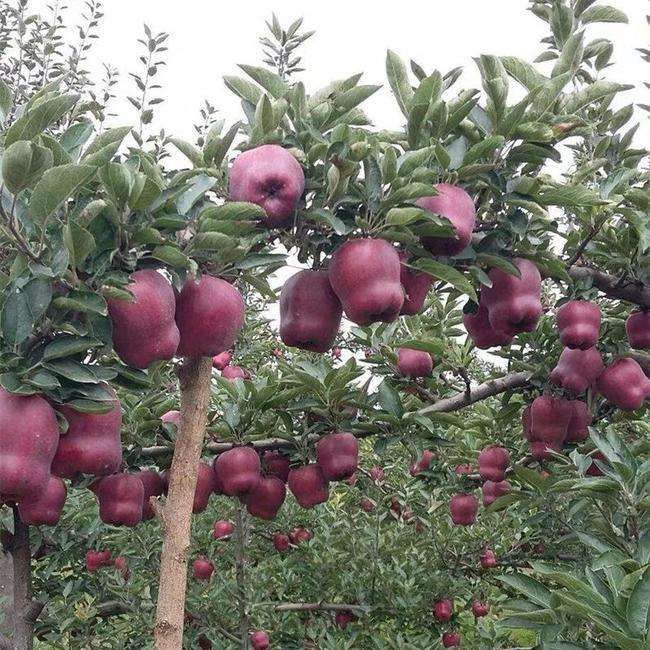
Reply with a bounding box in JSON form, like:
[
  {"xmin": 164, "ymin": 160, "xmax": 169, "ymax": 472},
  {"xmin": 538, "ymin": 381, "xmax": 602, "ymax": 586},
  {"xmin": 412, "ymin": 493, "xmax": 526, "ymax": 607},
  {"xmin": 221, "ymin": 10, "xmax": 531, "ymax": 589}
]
[
  {"xmin": 274, "ymin": 602, "xmax": 367, "ymax": 613},
  {"xmin": 234, "ymin": 503, "xmax": 249, "ymax": 650},
  {"xmin": 11, "ymin": 507, "xmax": 34, "ymax": 650},
  {"xmin": 154, "ymin": 356, "xmax": 213, "ymax": 650},
  {"xmin": 567, "ymin": 266, "xmax": 650, "ymax": 309},
  {"xmin": 0, "ymin": 547, "xmax": 12, "ymax": 645}
]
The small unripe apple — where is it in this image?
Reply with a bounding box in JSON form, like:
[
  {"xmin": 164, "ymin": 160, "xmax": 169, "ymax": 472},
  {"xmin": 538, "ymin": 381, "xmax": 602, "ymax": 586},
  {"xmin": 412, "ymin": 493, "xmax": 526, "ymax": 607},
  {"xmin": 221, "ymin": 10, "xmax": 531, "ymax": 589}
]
[
  {"xmin": 273, "ymin": 533, "xmax": 290, "ymax": 552},
  {"xmin": 86, "ymin": 549, "xmax": 112, "ymax": 572},
  {"xmin": 450, "ymin": 493, "xmax": 478, "ymax": 526},
  {"xmin": 192, "ymin": 557, "xmax": 214, "ymax": 581},
  {"xmin": 472, "ymin": 600, "xmax": 489, "ymax": 617},
  {"xmin": 477, "ymin": 445, "xmax": 510, "ymax": 482},
  {"xmin": 480, "ymin": 549, "xmax": 498, "ymax": 568},
  {"xmin": 442, "ymin": 631, "xmax": 461, "ymax": 647},
  {"xmin": 212, "ymin": 520, "xmax": 234, "ymax": 540},
  {"xmin": 433, "ymin": 599, "xmax": 453, "ymax": 622},
  {"xmin": 249, "ymin": 629, "xmax": 270, "ymax": 650}
]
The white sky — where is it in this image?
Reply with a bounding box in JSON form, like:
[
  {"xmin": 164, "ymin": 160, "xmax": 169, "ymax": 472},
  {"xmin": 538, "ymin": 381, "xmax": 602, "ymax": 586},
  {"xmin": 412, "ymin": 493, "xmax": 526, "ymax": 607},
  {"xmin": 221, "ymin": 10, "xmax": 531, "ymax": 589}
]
[{"xmin": 32, "ymin": 0, "xmax": 649, "ymax": 143}]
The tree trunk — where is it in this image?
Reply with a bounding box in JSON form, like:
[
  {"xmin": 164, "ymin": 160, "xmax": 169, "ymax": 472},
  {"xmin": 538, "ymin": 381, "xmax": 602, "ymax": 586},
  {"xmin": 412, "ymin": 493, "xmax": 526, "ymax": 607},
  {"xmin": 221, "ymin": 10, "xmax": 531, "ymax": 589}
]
[
  {"xmin": 234, "ymin": 503, "xmax": 249, "ymax": 650},
  {"xmin": 0, "ymin": 544, "xmax": 13, "ymax": 649},
  {"xmin": 154, "ymin": 356, "xmax": 213, "ymax": 650},
  {"xmin": 11, "ymin": 507, "xmax": 33, "ymax": 650}
]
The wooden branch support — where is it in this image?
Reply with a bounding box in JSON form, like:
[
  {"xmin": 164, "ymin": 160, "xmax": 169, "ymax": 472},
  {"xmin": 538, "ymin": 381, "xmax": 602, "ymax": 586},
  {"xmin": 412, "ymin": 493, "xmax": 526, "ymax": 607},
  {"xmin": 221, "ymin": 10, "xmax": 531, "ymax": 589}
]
[{"xmin": 154, "ymin": 356, "xmax": 213, "ymax": 650}]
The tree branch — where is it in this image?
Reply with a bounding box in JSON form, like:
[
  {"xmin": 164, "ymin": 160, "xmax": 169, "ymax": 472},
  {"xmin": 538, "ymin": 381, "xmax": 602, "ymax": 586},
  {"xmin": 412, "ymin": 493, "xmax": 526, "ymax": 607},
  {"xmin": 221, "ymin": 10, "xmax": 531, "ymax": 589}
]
[
  {"xmin": 273, "ymin": 602, "xmax": 368, "ymax": 613},
  {"xmin": 567, "ymin": 266, "xmax": 650, "ymax": 309},
  {"xmin": 629, "ymin": 350, "xmax": 650, "ymax": 377}
]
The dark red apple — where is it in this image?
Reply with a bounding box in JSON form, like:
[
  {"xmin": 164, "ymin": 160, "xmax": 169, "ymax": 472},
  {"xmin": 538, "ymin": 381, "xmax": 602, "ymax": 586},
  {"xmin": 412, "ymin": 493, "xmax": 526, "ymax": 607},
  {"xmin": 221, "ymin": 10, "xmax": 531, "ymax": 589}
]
[
  {"xmin": 626, "ymin": 311, "xmax": 650, "ymax": 349},
  {"xmin": 478, "ymin": 446, "xmax": 510, "ymax": 482},
  {"xmin": 416, "ymin": 183, "xmax": 476, "ymax": 256},
  {"xmin": 51, "ymin": 387, "xmax": 122, "ymax": 479},
  {"xmin": 463, "ymin": 301, "xmax": 513, "ymax": 349},
  {"xmin": 482, "ymin": 480, "xmax": 510, "ymax": 507},
  {"xmin": 360, "ymin": 497, "xmax": 376, "ymax": 512},
  {"xmin": 289, "ymin": 526, "xmax": 312, "ymax": 544},
  {"xmin": 0, "ymin": 389, "xmax": 59, "ymax": 502},
  {"xmin": 565, "ymin": 400, "xmax": 592, "ymax": 443},
  {"xmin": 433, "ymin": 599, "xmax": 453, "ymax": 622},
  {"xmin": 113, "ymin": 555, "xmax": 130, "ymax": 581},
  {"xmin": 212, "ymin": 520, "xmax": 235, "ymax": 540},
  {"xmin": 249, "ymin": 629, "xmax": 270, "ymax": 650},
  {"xmin": 213, "ymin": 447, "xmax": 261, "ymax": 497},
  {"xmin": 17, "ymin": 475, "xmax": 66, "ymax": 526},
  {"xmin": 245, "ymin": 476, "xmax": 286, "ymax": 520},
  {"xmin": 161, "ymin": 461, "xmax": 215, "ymax": 513},
  {"xmin": 175, "ymin": 275, "xmax": 245, "ymax": 358},
  {"xmin": 93, "ymin": 473, "xmax": 144, "ymax": 527},
  {"xmin": 316, "ymin": 431, "xmax": 358, "ymax": 481},
  {"xmin": 596, "ymin": 357, "xmax": 650, "ymax": 411},
  {"xmin": 481, "ymin": 258, "xmax": 542, "ymax": 337},
  {"xmin": 221, "ymin": 365, "xmax": 250, "ymax": 381},
  {"xmin": 397, "ymin": 348, "xmax": 433, "ymax": 378},
  {"xmin": 273, "ymin": 532, "xmax": 290, "ymax": 552},
  {"xmin": 262, "ymin": 450, "xmax": 290, "ymax": 482},
  {"xmin": 107, "ymin": 269, "xmax": 179, "ymax": 368},
  {"xmin": 586, "ymin": 451, "xmax": 607, "ymax": 477},
  {"xmin": 410, "ymin": 449, "xmax": 436, "ymax": 476},
  {"xmin": 86, "ymin": 549, "xmax": 112, "ymax": 572},
  {"xmin": 472, "ymin": 600, "xmax": 489, "ymax": 618},
  {"xmin": 399, "ymin": 252, "xmax": 433, "ymax": 315},
  {"xmin": 442, "ymin": 631, "xmax": 461, "ymax": 648},
  {"xmin": 280, "ymin": 270, "xmax": 342, "ymax": 353},
  {"xmin": 334, "ymin": 610, "xmax": 357, "ymax": 629},
  {"xmin": 549, "ymin": 346, "xmax": 604, "ymax": 394},
  {"xmin": 449, "ymin": 493, "xmax": 478, "ymax": 526},
  {"xmin": 229, "ymin": 144, "xmax": 305, "ymax": 227},
  {"xmin": 288, "ymin": 464, "xmax": 329, "ymax": 508},
  {"xmin": 527, "ymin": 395, "xmax": 574, "ymax": 459},
  {"xmin": 455, "ymin": 464, "xmax": 474, "ymax": 475},
  {"xmin": 161, "ymin": 410, "xmax": 180, "ymax": 426},
  {"xmin": 556, "ymin": 300, "xmax": 601, "ymax": 350},
  {"xmin": 192, "ymin": 556, "xmax": 214, "ymax": 581},
  {"xmin": 329, "ymin": 238, "xmax": 404, "ymax": 325},
  {"xmin": 480, "ymin": 549, "xmax": 498, "ymax": 568},
  {"xmin": 135, "ymin": 469, "xmax": 164, "ymax": 520},
  {"xmin": 369, "ymin": 466, "xmax": 385, "ymax": 482},
  {"xmin": 212, "ymin": 351, "xmax": 232, "ymax": 370}
]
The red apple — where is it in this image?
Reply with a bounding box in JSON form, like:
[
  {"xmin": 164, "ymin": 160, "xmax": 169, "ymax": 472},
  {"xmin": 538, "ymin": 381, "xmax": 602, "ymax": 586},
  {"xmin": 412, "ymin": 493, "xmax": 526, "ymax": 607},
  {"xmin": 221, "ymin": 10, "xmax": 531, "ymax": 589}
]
[
  {"xmin": 212, "ymin": 350, "xmax": 232, "ymax": 370},
  {"xmin": 416, "ymin": 183, "xmax": 476, "ymax": 256},
  {"xmin": 477, "ymin": 446, "xmax": 510, "ymax": 482},
  {"xmin": 192, "ymin": 556, "xmax": 214, "ymax": 581},
  {"xmin": 472, "ymin": 600, "xmax": 489, "ymax": 617},
  {"xmin": 229, "ymin": 144, "xmax": 305, "ymax": 227},
  {"xmin": 596, "ymin": 357, "xmax": 650, "ymax": 411},
  {"xmin": 329, "ymin": 238, "xmax": 404, "ymax": 325},
  {"xmin": 332, "ymin": 346, "xmax": 342, "ymax": 359},
  {"xmin": 17, "ymin": 475, "xmax": 66, "ymax": 526},
  {"xmin": 397, "ymin": 347, "xmax": 433, "ymax": 378},
  {"xmin": 161, "ymin": 410, "xmax": 181, "ymax": 426},
  {"xmin": 626, "ymin": 311, "xmax": 650, "ymax": 349},
  {"xmin": 565, "ymin": 400, "xmax": 592, "ymax": 443},
  {"xmin": 481, "ymin": 480, "xmax": 510, "ymax": 507},
  {"xmin": 556, "ymin": 300, "xmax": 601, "ymax": 350},
  {"xmin": 161, "ymin": 462, "xmax": 215, "ymax": 513},
  {"xmin": 262, "ymin": 450, "xmax": 290, "ymax": 482},
  {"xmin": 463, "ymin": 301, "xmax": 513, "ymax": 349},
  {"xmin": 360, "ymin": 497, "xmax": 376, "ymax": 512},
  {"xmin": 527, "ymin": 395, "xmax": 573, "ymax": 459},
  {"xmin": 93, "ymin": 473, "xmax": 144, "ymax": 527},
  {"xmin": 288, "ymin": 526, "xmax": 312, "ymax": 544},
  {"xmin": 433, "ymin": 599, "xmax": 453, "ymax": 622},
  {"xmin": 399, "ymin": 252, "xmax": 433, "ymax": 315},
  {"xmin": 480, "ymin": 549, "xmax": 498, "ymax": 568},
  {"xmin": 214, "ymin": 447, "xmax": 261, "ymax": 497},
  {"xmin": 273, "ymin": 532, "xmax": 290, "ymax": 552},
  {"xmin": 369, "ymin": 466, "xmax": 385, "ymax": 482},
  {"xmin": 212, "ymin": 520, "xmax": 235, "ymax": 540},
  {"xmin": 249, "ymin": 629, "xmax": 270, "ymax": 650},
  {"xmin": 288, "ymin": 464, "xmax": 329, "ymax": 508},
  {"xmin": 442, "ymin": 631, "xmax": 461, "ymax": 647},
  {"xmin": 221, "ymin": 365, "xmax": 250, "ymax": 381},
  {"xmin": 586, "ymin": 451, "xmax": 607, "ymax": 477},
  {"xmin": 449, "ymin": 493, "xmax": 478, "ymax": 526},
  {"xmin": 86, "ymin": 549, "xmax": 112, "ymax": 572},
  {"xmin": 455, "ymin": 464, "xmax": 474, "ymax": 475},
  {"xmin": 316, "ymin": 431, "xmax": 358, "ymax": 481},
  {"xmin": 334, "ymin": 610, "xmax": 357, "ymax": 629},
  {"xmin": 245, "ymin": 476, "xmax": 286, "ymax": 520},
  {"xmin": 113, "ymin": 555, "xmax": 130, "ymax": 580},
  {"xmin": 135, "ymin": 470, "xmax": 164, "ymax": 520},
  {"xmin": 549, "ymin": 346, "xmax": 604, "ymax": 395},
  {"xmin": 410, "ymin": 449, "xmax": 436, "ymax": 476},
  {"xmin": 107, "ymin": 269, "xmax": 179, "ymax": 368}
]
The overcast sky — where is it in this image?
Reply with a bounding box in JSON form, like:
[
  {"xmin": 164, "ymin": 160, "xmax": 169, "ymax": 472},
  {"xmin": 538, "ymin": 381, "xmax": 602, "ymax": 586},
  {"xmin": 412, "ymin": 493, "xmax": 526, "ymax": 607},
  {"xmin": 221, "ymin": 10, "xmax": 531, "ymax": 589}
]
[{"xmin": 31, "ymin": 0, "xmax": 650, "ymax": 143}]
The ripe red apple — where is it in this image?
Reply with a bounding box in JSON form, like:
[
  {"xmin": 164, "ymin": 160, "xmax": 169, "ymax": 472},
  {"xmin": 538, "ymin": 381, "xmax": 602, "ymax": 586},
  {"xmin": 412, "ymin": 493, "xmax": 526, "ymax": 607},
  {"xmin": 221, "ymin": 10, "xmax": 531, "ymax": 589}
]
[
  {"xmin": 433, "ymin": 599, "xmax": 453, "ymax": 622},
  {"xmin": 480, "ymin": 549, "xmax": 498, "ymax": 568},
  {"xmin": 334, "ymin": 610, "xmax": 357, "ymax": 629},
  {"xmin": 626, "ymin": 311, "xmax": 650, "ymax": 349},
  {"xmin": 556, "ymin": 300, "xmax": 601, "ymax": 350},
  {"xmin": 221, "ymin": 365, "xmax": 250, "ymax": 381},
  {"xmin": 289, "ymin": 526, "xmax": 312, "ymax": 544},
  {"xmin": 192, "ymin": 556, "xmax": 214, "ymax": 581},
  {"xmin": 0, "ymin": 389, "xmax": 59, "ymax": 502},
  {"xmin": 472, "ymin": 600, "xmax": 489, "ymax": 618},
  {"xmin": 482, "ymin": 480, "xmax": 510, "ymax": 507},
  {"xmin": 273, "ymin": 532, "xmax": 290, "ymax": 552},
  {"xmin": 212, "ymin": 520, "xmax": 235, "ymax": 540},
  {"xmin": 280, "ymin": 270, "xmax": 342, "ymax": 353},
  {"xmin": 161, "ymin": 410, "xmax": 181, "ymax": 426},
  {"xmin": 229, "ymin": 144, "xmax": 305, "ymax": 227},
  {"xmin": 586, "ymin": 451, "xmax": 607, "ymax": 477},
  {"xmin": 416, "ymin": 183, "xmax": 476, "ymax": 256},
  {"xmin": 549, "ymin": 346, "xmax": 604, "ymax": 395},
  {"xmin": 478, "ymin": 446, "xmax": 510, "ymax": 482},
  {"xmin": 360, "ymin": 497, "xmax": 376, "ymax": 512},
  {"xmin": 107, "ymin": 269, "xmax": 179, "ymax": 368},
  {"xmin": 212, "ymin": 350, "xmax": 232, "ymax": 370},
  {"xmin": 113, "ymin": 555, "xmax": 130, "ymax": 580},
  {"xmin": 331, "ymin": 346, "xmax": 342, "ymax": 359},
  {"xmin": 455, "ymin": 464, "xmax": 474, "ymax": 475},
  {"xmin": 369, "ymin": 466, "xmax": 385, "ymax": 482},
  {"xmin": 262, "ymin": 450, "xmax": 290, "ymax": 482},
  {"xmin": 442, "ymin": 631, "xmax": 461, "ymax": 648},
  {"xmin": 249, "ymin": 629, "xmax": 270, "ymax": 650},
  {"xmin": 93, "ymin": 473, "xmax": 144, "ymax": 527},
  {"xmin": 17, "ymin": 475, "xmax": 66, "ymax": 526},
  {"xmin": 410, "ymin": 449, "xmax": 436, "ymax": 476},
  {"xmin": 161, "ymin": 462, "xmax": 215, "ymax": 513},
  {"xmin": 316, "ymin": 431, "xmax": 358, "ymax": 481},
  {"xmin": 463, "ymin": 301, "xmax": 513, "ymax": 349},
  {"xmin": 565, "ymin": 400, "xmax": 592, "ymax": 443},
  {"xmin": 134, "ymin": 469, "xmax": 164, "ymax": 520},
  {"xmin": 86, "ymin": 549, "xmax": 112, "ymax": 572},
  {"xmin": 288, "ymin": 464, "xmax": 329, "ymax": 508},
  {"xmin": 596, "ymin": 357, "xmax": 650, "ymax": 411},
  {"xmin": 481, "ymin": 258, "xmax": 542, "ymax": 337},
  {"xmin": 527, "ymin": 395, "xmax": 574, "ymax": 459},
  {"xmin": 51, "ymin": 388, "xmax": 122, "ymax": 479},
  {"xmin": 397, "ymin": 347, "xmax": 433, "ymax": 378},
  {"xmin": 329, "ymin": 238, "xmax": 404, "ymax": 325},
  {"xmin": 245, "ymin": 476, "xmax": 286, "ymax": 520},
  {"xmin": 449, "ymin": 493, "xmax": 478, "ymax": 526},
  {"xmin": 213, "ymin": 447, "xmax": 261, "ymax": 497},
  {"xmin": 175, "ymin": 275, "xmax": 245, "ymax": 358},
  {"xmin": 399, "ymin": 252, "xmax": 433, "ymax": 315}
]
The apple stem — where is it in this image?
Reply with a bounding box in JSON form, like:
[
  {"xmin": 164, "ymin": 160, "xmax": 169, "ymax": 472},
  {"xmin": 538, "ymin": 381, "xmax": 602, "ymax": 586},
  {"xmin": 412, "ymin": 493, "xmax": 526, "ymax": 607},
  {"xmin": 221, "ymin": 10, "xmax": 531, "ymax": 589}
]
[
  {"xmin": 154, "ymin": 356, "xmax": 213, "ymax": 650},
  {"xmin": 234, "ymin": 501, "xmax": 250, "ymax": 649}
]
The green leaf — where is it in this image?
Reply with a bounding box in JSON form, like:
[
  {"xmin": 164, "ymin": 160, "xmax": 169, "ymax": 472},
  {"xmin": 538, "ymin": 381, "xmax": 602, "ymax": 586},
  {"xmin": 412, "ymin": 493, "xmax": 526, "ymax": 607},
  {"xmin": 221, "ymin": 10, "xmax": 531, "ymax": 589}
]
[
  {"xmin": 238, "ymin": 64, "xmax": 289, "ymax": 99},
  {"xmin": 150, "ymin": 245, "xmax": 191, "ymax": 268},
  {"xmin": 414, "ymin": 259, "xmax": 477, "ymax": 302},
  {"xmin": 307, "ymin": 208, "xmax": 351, "ymax": 236},
  {"xmin": 168, "ymin": 137, "xmax": 204, "ymax": 167},
  {"xmin": 42, "ymin": 335, "xmax": 102, "ymax": 361},
  {"xmin": 204, "ymin": 121, "xmax": 241, "ymax": 166},
  {"xmin": 1, "ymin": 279, "xmax": 52, "ymax": 348},
  {"xmin": 1, "ymin": 141, "xmax": 53, "ymax": 193},
  {"xmin": 581, "ymin": 5, "xmax": 628, "ymax": 24},
  {"xmin": 44, "ymin": 360, "xmax": 108, "ymax": 384},
  {"xmin": 377, "ymin": 380, "xmax": 403, "ymax": 418},
  {"xmin": 536, "ymin": 185, "xmax": 608, "ymax": 207},
  {"xmin": 223, "ymin": 75, "xmax": 263, "ymax": 105},
  {"xmin": 200, "ymin": 202, "xmax": 266, "ymax": 223},
  {"xmin": 501, "ymin": 57, "xmax": 548, "ymax": 91},
  {"xmin": 175, "ymin": 174, "xmax": 215, "ymax": 215},
  {"xmin": 563, "ymin": 81, "xmax": 632, "ymax": 114},
  {"xmin": 552, "ymin": 31, "xmax": 585, "ymax": 78},
  {"xmin": 63, "ymin": 221, "xmax": 96, "ymax": 270},
  {"xmin": 496, "ymin": 574, "xmax": 553, "ymax": 608},
  {"xmin": 52, "ymin": 290, "xmax": 107, "ymax": 315},
  {"xmin": 463, "ymin": 135, "xmax": 505, "ymax": 164},
  {"xmin": 83, "ymin": 126, "xmax": 131, "ymax": 160},
  {"xmin": 386, "ymin": 50, "xmax": 414, "ymax": 117},
  {"xmin": 385, "ymin": 207, "xmax": 428, "ymax": 226},
  {"xmin": 0, "ymin": 78, "xmax": 11, "ymax": 124},
  {"xmin": 476, "ymin": 253, "xmax": 522, "ymax": 277},
  {"xmin": 4, "ymin": 94, "xmax": 79, "ymax": 146},
  {"xmin": 30, "ymin": 164, "xmax": 96, "ymax": 222},
  {"xmin": 383, "ymin": 183, "xmax": 438, "ymax": 209},
  {"xmin": 334, "ymin": 85, "xmax": 381, "ymax": 113},
  {"xmin": 395, "ymin": 339, "xmax": 444, "ymax": 356},
  {"xmin": 626, "ymin": 568, "xmax": 650, "ymax": 637}
]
